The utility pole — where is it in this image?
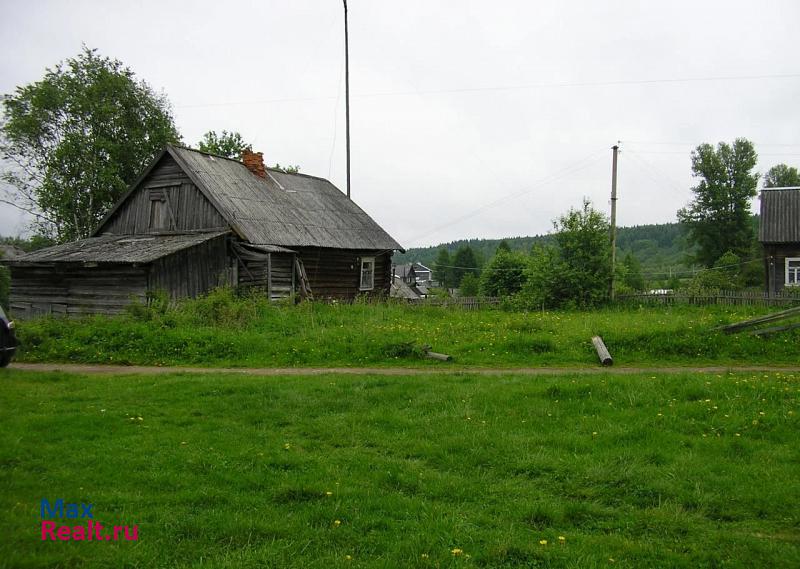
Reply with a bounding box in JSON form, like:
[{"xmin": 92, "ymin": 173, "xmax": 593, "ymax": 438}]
[
  {"xmin": 343, "ymin": 0, "xmax": 351, "ymax": 199},
  {"xmin": 609, "ymin": 144, "xmax": 619, "ymax": 301}
]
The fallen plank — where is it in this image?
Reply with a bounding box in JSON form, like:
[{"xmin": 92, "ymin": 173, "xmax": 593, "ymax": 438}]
[
  {"xmin": 751, "ymin": 322, "xmax": 800, "ymax": 337},
  {"xmin": 591, "ymin": 336, "xmax": 613, "ymax": 366},
  {"xmin": 719, "ymin": 305, "xmax": 800, "ymax": 334}
]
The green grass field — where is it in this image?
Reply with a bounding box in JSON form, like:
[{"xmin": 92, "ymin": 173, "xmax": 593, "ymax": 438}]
[
  {"xmin": 13, "ymin": 293, "xmax": 800, "ymax": 367},
  {"xmin": 1, "ymin": 368, "xmax": 798, "ymax": 568}
]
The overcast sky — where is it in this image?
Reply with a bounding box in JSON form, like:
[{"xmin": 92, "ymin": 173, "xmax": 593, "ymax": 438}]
[{"xmin": 2, "ymin": 0, "xmax": 799, "ymax": 248}]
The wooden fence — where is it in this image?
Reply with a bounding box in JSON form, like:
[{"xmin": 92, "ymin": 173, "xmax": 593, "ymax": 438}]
[
  {"xmin": 414, "ymin": 296, "xmax": 501, "ymax": 310},
  {"xmin": 617, "ymin": 290, "xmax": 800, "ymax": 307}
]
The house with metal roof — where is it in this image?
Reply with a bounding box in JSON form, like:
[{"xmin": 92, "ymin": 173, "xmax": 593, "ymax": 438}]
[
  {"xmin": 4, "ymin": 146, "xmax": 403, "ymax": 317},
  {"xmin": 759, "ymin": 186, "xmax": 800, "ymax": 293}
]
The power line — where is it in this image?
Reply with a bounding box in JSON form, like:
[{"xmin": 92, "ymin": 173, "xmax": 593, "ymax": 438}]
[
  {"xmin": 401, "ymin": 149, "xmax": 608, "ymax": 248},
  {"xmin": 174, "ymin": 72, "xmax": 800, "ymax": 109}
]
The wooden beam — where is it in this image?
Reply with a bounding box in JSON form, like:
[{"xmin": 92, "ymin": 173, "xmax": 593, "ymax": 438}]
[{"xmin": 719, "ymin": 306, "xmax": 800, "ymax": 334}]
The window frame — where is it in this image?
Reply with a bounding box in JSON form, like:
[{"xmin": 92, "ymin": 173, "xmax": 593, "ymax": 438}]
[
  {"xmin": 786, "ymin": 257, "xmax": 800, "ymax": 287},
  {"xmin": 359, "ymin": 257, "xmax": 375, "ymax": 291}
]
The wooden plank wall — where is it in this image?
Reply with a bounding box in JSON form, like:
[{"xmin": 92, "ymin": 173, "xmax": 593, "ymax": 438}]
[
  {"xmin": 149, "ymin": 236, "xmax": 230, "ymax": 300},
  {"xmin": 100, "ymin": 154, "xmax": 227, "ymax": 235},
  {"xmin": 296, "ymin": 248, "xmax": 391, "ymax": 299},
  {"xmin": 237, "ymin": 253, "xmax": 295, "ymax": 300},
  {"xmin": 9, "ymin": 265, "xmax": 148, "ymax": 318}
]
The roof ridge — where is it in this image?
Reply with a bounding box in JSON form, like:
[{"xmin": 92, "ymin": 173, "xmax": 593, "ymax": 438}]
[
  {"xmin": 169, "ymin": 144, "xmax": 246, "ymax": 165},
  {"xmin": 265, "ymin": 167, "xmax": 334, "ymax": 184},
  {"xmin": 173, "ymin": 144, "xmax": 334, "ymax": 184}
]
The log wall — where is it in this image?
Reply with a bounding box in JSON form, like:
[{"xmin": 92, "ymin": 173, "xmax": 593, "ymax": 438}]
[
  {"xmin": 297, "ymin": 248, "xmax": 392, "ymax": 300},
  {"xmin": 764, "ymin": 244, "xmax": 800, "ymax": 294},
  {"xmin": 9, "ymin": 265, "xmax": 148, "ymax": 318}
]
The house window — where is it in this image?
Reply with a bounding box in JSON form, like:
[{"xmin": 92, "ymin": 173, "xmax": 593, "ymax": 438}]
[
  {"xmin": 360, "ymin": 257, "xmax": 375, "ymax": 291},
  {"xmin": 787, "ymin": 258, "xmax": 800, "ymax": 286}
]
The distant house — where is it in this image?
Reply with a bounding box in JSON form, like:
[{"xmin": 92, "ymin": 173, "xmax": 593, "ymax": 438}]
[
  {"xmin": 4, "ymin": 146, "xmax": 403, "ymax": 317},
  {"xmin": 393, "ymin": 262, "xmax": 433, "ymax": 286},
  {"xmin": 759, "ymin": 186, "xmax": 800, "ymax": 293},
  {"xmin": 391, "ymin": 262, "xmax": 434, "ymax": 300}
]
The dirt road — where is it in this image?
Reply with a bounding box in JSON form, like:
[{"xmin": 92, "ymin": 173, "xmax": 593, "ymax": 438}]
[{"xmin": 7, "ymin": 363, "xmax": 800, "ymax": 377}]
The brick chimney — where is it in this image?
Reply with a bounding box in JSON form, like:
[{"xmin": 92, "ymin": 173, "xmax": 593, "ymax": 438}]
[{"xmin": 241, "ymin": 149, "xmax": 266, "ymax": 178}]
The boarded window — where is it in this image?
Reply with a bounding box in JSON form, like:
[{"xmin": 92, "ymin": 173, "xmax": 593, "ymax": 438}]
[
  {"xmin": 787, "ymin": 258, "xmax": 800, "ymax": 286},
  {"xmin": 148, "ymin": 188, "xmax": 177, "ymax": 231},
  {"xmin": 360, "ymin": 257, "xmax": 375, "ymax": 291}
]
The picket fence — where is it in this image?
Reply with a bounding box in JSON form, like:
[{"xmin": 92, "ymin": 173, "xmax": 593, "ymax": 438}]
[{"xmin": 617, "ymin": 289, "xmax": 800, "ymax": 307}]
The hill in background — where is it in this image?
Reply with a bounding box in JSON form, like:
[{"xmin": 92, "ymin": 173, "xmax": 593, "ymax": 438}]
[{"xmin": 393, "ymin": 221, "xmax": 694, "ymax": 286}]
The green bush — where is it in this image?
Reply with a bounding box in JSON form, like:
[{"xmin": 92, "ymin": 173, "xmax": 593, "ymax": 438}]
[{"xmin": 479, "ymin": 251, "xmax": 528, "ymax": 297}]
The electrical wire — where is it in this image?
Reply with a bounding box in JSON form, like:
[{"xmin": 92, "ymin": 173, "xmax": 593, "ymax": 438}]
[{"xmin": 175, "ymin": 72, "xmax": 800, "ymax": 109}]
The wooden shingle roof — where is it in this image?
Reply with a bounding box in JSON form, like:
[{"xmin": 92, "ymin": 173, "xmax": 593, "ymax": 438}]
[
  {"xmin": 167, "ymin": 146, "xmax": 403, "ymax": 252},
  {"xmin": 6, "ymin": 232, "xmax": 229, "ymax": 265},
  {"xmin": 759, "ymin": 187, "xmax": 800, "ymax": 244}
]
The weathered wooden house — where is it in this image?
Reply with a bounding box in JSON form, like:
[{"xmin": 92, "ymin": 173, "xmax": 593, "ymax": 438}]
[
  {"xmin": 5, "ymin": 146, "xmax": 403, "ymax": 317},
  {"xmin": 759, "ymin": 186, "xmax": 800, "ymax": 293}
]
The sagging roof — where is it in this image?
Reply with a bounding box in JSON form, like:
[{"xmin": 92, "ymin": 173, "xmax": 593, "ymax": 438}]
[
  {"xmin": 759, "ymin": 187, "xmax": 800, "ymax": 243},
  {"xmin": 166, "ymin": 146, "xmax": 403, "ymax": 252},
  {"xmin": 5, "ymin": 232, "xmax": 229, "ymax": 265}
]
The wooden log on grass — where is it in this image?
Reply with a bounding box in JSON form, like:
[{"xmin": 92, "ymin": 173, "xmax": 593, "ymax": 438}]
[
  {"xmin": 421, "ymin": 345, "xmax": 452, "ymax": 361},
  {"xmin": 591, "ymin": 336, "xmax": 613, "ymax": 366}
]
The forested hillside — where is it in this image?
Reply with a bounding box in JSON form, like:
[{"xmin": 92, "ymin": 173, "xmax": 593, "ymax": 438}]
[{"xmin": 394, "ymin": 222, "xmax": 694, "ymax": 285}]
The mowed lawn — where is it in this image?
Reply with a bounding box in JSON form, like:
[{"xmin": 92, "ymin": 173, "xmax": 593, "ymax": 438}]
[{"xmin": 0, "ymin": 369, "xmax": 798, "ymax": 568}]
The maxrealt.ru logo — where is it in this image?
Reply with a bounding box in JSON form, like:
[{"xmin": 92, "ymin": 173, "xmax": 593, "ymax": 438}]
[{"xmin": 40, "ymin": 499, "xmax": 138, "ymax": 542}]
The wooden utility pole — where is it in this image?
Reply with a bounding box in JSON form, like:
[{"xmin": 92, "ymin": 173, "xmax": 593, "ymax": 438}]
[
  {"xmin": 343, "ymin": 0, "xmax": 351, "ymax": 199},
  {"xmin": 609, "ymin": 144, "xmax": 619, "ymax": 300}
]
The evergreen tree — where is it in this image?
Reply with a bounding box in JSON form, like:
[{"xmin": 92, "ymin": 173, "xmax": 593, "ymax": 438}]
[
  {"xmin": 432, "ymin": 248, "xmax": 452, "ymax": 288},
  {"xmin": 451, "ymin": 245, "xmax": 479, "ymax": 287}
]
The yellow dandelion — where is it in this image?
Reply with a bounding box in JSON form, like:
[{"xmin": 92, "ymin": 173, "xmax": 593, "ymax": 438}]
[
  {"xmin": 421, "ymin": 553, "xmax": 429, "ymax": 559},
  {"xmin": 539, "ymin": 539, "xmax": 548, "ymax": 545},
  {"xmin": 451, "ymin": 548, "xmax": 463, "ymax": 556},
  {"xmin": 345, "ymin": 555, "xmax": 352, "ymax": 561},
  {"xmin": 333, "ymin": 520, "xmax": 342, "ymax": 527},
  {"xmin": 284, "ymin": 443, "xmax": 291, "ymax": 450},
  {"xmin": 558, "ymin": 536, "xmax": 566, "ymax": 542},
  {"xmin": 326, "ymin": 491, "xmax": 333, "ymax": 496}
]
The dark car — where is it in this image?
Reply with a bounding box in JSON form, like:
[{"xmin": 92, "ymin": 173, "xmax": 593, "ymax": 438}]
[{"xmin": 0, "ymin": 305, "xmax": 17, "ymax": 367}]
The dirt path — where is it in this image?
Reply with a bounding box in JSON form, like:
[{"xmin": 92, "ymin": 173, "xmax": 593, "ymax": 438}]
[{"xmin": 7, "ymin": 363, "xmax": 800, "ymax": 377}]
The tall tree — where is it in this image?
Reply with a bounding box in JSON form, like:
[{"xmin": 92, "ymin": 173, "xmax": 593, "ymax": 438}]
[
  {"xmin": 764, "ymin": 163, "xmax": 800, "ymax": 188},
  {"xmin": 517, "ymin": 201, "xmax": 611, "ymax": 309},
  {"xmin": 197, "ymin": 130, "xmax": 251, "ymax": 159},
  {"xmin": 433, "ymin": 248, "xmax": 452, "ymax": 288},
  {"xmin": 621, "ymin": 252, "xmax": 645, "ymax": 291},
  {"xmin": 451, "ymin": 245, "xmax": 479, "ymax": 287},
  {"xmin": 677, "ymin": 138, "xmax": 759, "ymax": 267},
  {"xmin": 1, "ymin": 47, "xmax": 180, "ymax": 242},
  {"xmin": 553, "ymin": 199, "xmax": 612, "ymax": 307}
]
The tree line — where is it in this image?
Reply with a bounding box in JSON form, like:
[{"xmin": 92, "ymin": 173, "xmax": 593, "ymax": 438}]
[
  {"xmin": 0, "ymin": 47, "xmax": 281, "ymax": 244},
  {"xmin": 2, "ymin": 48, "xmax": 797, "ymax": 305}
]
